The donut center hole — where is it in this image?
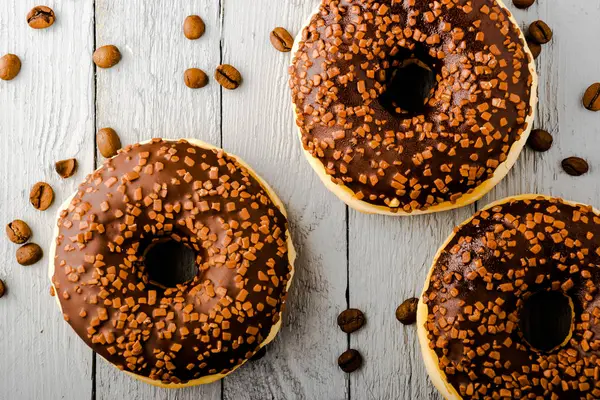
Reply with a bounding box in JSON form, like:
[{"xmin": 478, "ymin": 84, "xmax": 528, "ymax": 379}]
[
  {"xmin": 519, "ymin": 291, "xmax": 574, "ymax": 352},
  {"xmin": 380, "ymin": 56, "xmax": 437, "ymax": 115},
  {"xmin": 144, "ymin": 239, "xmax": 197, "ymax": 288}
]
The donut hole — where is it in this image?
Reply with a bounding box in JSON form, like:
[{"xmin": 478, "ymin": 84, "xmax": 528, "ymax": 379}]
[
  {"xmin": 143, "ymin": 239, "xmax": 197, "ymax": 288},
  {"xmin": 380, "ymin": 53, "xmax": 438, "ymax": 115},
  {"xmin": 519, "ymin": 290, "xmax": 574, "ymax": 353}
]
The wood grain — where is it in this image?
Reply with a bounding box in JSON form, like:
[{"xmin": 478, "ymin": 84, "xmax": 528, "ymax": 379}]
[
  {"xmin": 0, "ymin": 1, "xmax": 95, "ymax": 399},
  {"xmin": 220, "ymin": 1, "xmax": 348, "ymax": 399},
  {"xmin": 349, "ymin": 209, "xmax": 472, "ymax": 400},
  {"xmin": 2, "ymin": 0, "xmax": 600, "ymax": 399},
  {"xmin": 94, "ymin": 1, "xmax": 221, "ymax": 398}
]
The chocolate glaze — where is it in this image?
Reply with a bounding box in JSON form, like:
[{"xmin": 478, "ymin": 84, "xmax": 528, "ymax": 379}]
[
  {"xmin": 290, "ymin": 0, "xmax": 534, "ymax": 212},
  {"xmin": 52, "ymin": 139, "xmax": 292, "ymax": 384},
  {"xmin": 424, "ymin": 197, "xmax": 600, "ymax": 399}
]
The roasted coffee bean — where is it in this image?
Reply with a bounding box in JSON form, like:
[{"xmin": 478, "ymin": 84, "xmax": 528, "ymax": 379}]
[
  {"xmin": 0, "ymin": 279, "xmax": 5, "ymax": 299},
  {"xmin": 337, "ymin": 309, "xmax": 366, "ymax": 333},
  {"xmin": 251, "ymin": 347, "xmax": 267, "ymax": 361},
  {"xmin": 527, "ymin": 40, "xmax": 541, "ymax": 60},
  {"xmin": 97, "ymin": 128, "xmax": 122, "ymax": 158},
  {"xmin": 0, "ymin": 54, "xmax": 22, "ymax": 81},
  {"xmin": 562, "ymin": 157, "xmax": 589, "ymax": 176},
  {"xmin": 183, "ymin": 15, "xmax": 205, "ymax": 40},
  {"xmin": 6, "ymin": 220, "xmax": 32, "ymax": 244},
  {"xmin": 93, "ymin": 45, "xmax": 121, "ymax": 69},
  {"xmin": 55, "ymin": 158, "xmax": 77, "ymax": 179},
  {"xmin": 29, "ymin": 182, "xmax": 54, "ymax": 211},
  {"xmin": 396, "ymin": 297, "xmax": 419, "ymax": 325},
  {"xmin": 338, "ymin": 349, "xmax": 362, "ymax": 373},
  {"xmin": 184, "ymin": 68, "xmax": 208, "ymax": 89},
  {"xmin": 27, "ymin": 6, "xmax": 55, "ymax": 29},
  {"xmin": 17, "ymin": 243, "xmax": 43, "ymax": 266},
  {"xmin": 529, "ymin": 20, "xmax": 553, "ymax": 44},
  {"xmin": 513, "ymin": 0, "xmax": 535, "ymax": 9},
  {"xmin": 270, "ymin": 27, "xmax": 294, "ymax": 52},
  {"xmin": 527, "ymin": 129, "xmax": 553, "ymax": 152},
  {"xmin": 583, "ymin": 83, "xmax": 600, "ymax": 112},
  {"xmin": 215, "ymin": 64, "xmax": 242, "ymax": 90}
]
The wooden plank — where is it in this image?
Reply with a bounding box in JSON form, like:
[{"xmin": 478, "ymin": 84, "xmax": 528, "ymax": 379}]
[
  {"xmin": 220, "ymin": 0, "xmax": 349, "ymax": 399},
  {"xmin": 0, "ymin": 1, "xmax": 95, "ymax": 399},
  {"xmin": 349, "ymin": 209, "xmax": 472, "ymax": 400},
  {"xmin": 94, "ymin": 1, "xmax": 222, "ymax": 398},
  {"xmin": 481, "ymin": 2, "xmax": 600, "ymax": 206}
]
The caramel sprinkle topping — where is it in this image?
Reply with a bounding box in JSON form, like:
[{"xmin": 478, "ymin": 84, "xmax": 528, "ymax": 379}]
[
  {"xmin": 52, "ymin": 139, "xmax": 292, "ymax": 384},
  {"xmin": 290, "ymin": 0, "xmax": 534, "ymax": 212},
  {"xmin": 424, "ymin": 197, "xmax": 600, "ymax": 399}
]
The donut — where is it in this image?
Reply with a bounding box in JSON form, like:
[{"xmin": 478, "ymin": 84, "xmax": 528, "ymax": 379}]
[
  {"xmin": 418, "ymin": 194, "xmax": 600, "ymax": 399},
  {"xmin": 49, "ymin": 138, "xmax": 295, "ymax": 387},
  {"xmin": 289, "ymin": 0, "xmax": 537, "ymax": 215}
]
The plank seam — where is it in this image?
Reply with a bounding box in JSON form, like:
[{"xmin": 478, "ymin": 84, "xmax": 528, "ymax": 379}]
[
  {"xmin": 91, "ymin": 1, "xmax": 98, "ymax": 399},
  {"xmin": 219, "ymin": 1, "xmax": 225, "ymax": 398},
  {"xmin": 345, "ymin": 205, "xmax": 351, "ymax": 400},
  {"xmin": 219, "ymin": 0, "xmax": 225, "ymax": 150}
]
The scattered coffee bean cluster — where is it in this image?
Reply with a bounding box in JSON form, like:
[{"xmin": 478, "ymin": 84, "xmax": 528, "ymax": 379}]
[
  {"xmin": 5, "ymin": 220, "xmax": 43, "ymax": 268},
  {"xmin": 513, "ymin": 2, "xmax": 594, "ymax": 177},
  {"xmin": 181, "ymin": 14, "xmax": 242, "ymax": 90},
  {"xmin": 0, "ymin": 6, "xmax": 56, "ymax": 81},
  {"xmin": 336, "ymin": 309, "xmax": 366, "ymax": 373},
  {"xmin": 334, "ymin": 298, "xmax": 418, "ymax": 373},
  {"xmin": 0, "ymin": 6, "xmax": 90, "ymax": 299}
]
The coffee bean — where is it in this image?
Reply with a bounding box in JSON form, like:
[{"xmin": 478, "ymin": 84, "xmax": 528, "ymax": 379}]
[
  {"xmin": 27, "ymin": 6, "xmax": 55, "ymax": 29},
  {"xmin": 527, "ymin": 129, "xmax": 553, "ymax": 152},
  {"xmin": 337, "ymin": 308, "xmax": 366, "ymax": 333},
  {"xmin": 527, "ymin": 40, "xmax": 541, "ymax": 60},
  {"xmin": 215, "ymin": 64, "xmax": 242, "ymax": 90},
  {"xmin": 183, "ymin": 15, "xmax": 205, "ymax": 40},
  {"xmin": 93, "ymin": 45, "xmax": 121, "ymax": 69},
  {"xmin": 0, "ymin": 279, "xmax": 5, "ymax": 299},
  {"xmin": 583, "ymin": 83, "xmax": 600, "ymax": 112},
  {"xmin": 97, "ymin": 128, "xmax": 122, "ymax": 158},
  {"xmin": 338, "ymin": 349, "xmax": 362, "ymax": 373},
  {"xmin": 529, "ymin": 20, "xmax": 553, "ymax": 44},
  {"xmin": 55, "ymin": 158, "xmax": 77, "ymax": 179},
  {"xmin": 513, "ymin": 0, "xmax": 535, "ymax": 9},
  {"xmin": 29, "ymin": 182, "xmax": 54, "ymax": 211},
  {"xmin": 16, "ymin": 243, "xmax": 43, "ymax": 266},
  {"xmin": 250, "ymin": 346, "xmax": 267, "ymax": 361},
  {"xmin": 270, "ymin": 27, "xmax": 294, "ymax": 52},
  {"xmin": 0, "ymin": 54, "xmax": 22, "ymax": 81},
  {"xmin": 6, "ymin": 220, "xmax": 32, "ymax": 244},
  {"xmin": 396, "ymin": 297, "xmax": 419, "ymax": 325},
  {"xmin": 562, "ymin": 157, "xmax": 589, "ymax": 176},
  {"xmin": 184, "ymin": 68, "xmax": 208, "ymax": 89}
]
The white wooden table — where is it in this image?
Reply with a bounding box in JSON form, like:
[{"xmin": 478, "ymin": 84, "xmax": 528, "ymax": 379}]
[{"xmin": 1, "ymin": 1, "xmax": 599, "ymax": 399}]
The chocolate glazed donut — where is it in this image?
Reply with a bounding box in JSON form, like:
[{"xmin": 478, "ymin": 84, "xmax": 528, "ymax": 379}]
[
  {"xmin": 49, "ymin": 139, "xmax": 295, "ymax": 387},
  {"xmin": 419, "ymin": 195, "xmax": 600, "ymax": 399},
  {"xmin": 290, "ymin": 0, "xmax": 537, "ymax": 215}
]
